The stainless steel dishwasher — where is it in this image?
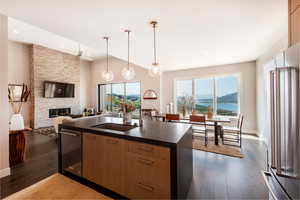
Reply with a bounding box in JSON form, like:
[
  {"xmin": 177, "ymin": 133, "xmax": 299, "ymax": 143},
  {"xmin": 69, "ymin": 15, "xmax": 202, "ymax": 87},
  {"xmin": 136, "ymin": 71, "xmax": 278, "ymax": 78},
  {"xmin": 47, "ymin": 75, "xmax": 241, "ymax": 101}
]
[{"xmin": 60, "ymin": 129, "xmax": 82, "ymax": 177}]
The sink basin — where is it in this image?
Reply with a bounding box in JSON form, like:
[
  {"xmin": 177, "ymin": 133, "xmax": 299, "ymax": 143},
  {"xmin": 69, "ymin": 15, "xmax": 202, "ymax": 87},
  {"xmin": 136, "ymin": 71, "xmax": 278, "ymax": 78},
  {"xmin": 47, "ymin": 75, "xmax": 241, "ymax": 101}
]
[{"xmin": 92, "ymin": 123, "xmax": 137, "ymax": 132}]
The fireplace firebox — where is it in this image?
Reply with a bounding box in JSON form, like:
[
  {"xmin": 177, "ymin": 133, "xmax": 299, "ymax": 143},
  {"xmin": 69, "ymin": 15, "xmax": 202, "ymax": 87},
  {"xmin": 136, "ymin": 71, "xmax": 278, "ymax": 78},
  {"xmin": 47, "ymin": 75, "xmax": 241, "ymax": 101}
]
[{"xmin": 49, "ymin": 108, "xmax": 71, "ymax": 118}]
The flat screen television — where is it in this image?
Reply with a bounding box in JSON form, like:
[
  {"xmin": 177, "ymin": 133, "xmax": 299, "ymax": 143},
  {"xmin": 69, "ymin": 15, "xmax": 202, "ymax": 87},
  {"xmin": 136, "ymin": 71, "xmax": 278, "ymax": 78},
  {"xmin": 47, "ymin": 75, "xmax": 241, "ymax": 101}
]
[{"xmin": 44, "ymin": 81, "xmax": 75, "ymax": 98}]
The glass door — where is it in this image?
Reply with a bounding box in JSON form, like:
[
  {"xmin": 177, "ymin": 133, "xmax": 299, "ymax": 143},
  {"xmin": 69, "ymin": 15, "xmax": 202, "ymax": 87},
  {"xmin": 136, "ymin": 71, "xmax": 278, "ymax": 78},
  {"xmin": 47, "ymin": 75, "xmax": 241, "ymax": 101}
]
[
  {"xmin": 125, "ymin": 82, "xmax": 141, "ymax": 119},
  {"xmin": 111, "ymin": 83, "xmax": 125, "ymax": 113}
]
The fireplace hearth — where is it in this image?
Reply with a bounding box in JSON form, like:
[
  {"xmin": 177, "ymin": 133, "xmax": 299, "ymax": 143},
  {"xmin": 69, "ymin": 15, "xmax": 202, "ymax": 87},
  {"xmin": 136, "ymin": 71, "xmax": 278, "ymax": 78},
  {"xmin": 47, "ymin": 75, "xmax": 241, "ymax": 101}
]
[{"xmin": 49, "ymin": 108, "xmax": 71, "ymax": 118}]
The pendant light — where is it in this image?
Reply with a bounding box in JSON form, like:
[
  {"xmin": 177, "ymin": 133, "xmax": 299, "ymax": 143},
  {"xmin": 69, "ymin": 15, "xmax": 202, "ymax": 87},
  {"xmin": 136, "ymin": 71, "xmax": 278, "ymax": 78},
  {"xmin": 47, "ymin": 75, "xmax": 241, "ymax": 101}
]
[
  {"xmin": 122, "ymin": 30, "xmax": 135, "ymax": 80},
  {"xmin": 148, "ymin": 21, "xmax": 161, "ymax": 77},
  {"xmin": 101, "ymin": 37, "xmax": 114, "ymax": 82}
]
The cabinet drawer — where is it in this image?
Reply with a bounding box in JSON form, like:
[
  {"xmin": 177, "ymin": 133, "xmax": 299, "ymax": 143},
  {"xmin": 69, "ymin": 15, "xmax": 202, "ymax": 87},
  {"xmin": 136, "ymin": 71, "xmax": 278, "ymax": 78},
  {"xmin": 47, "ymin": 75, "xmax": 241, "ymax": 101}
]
[
  {"xmin": 125, "ymin": 153, "xmax": 170, "ymax": 199},
  {"xmin": 128, "ymin": 181, "xmax": 170, "ymax": 199},
  {"xmin": 126, "ymin": 140, "xmax": 169, "ymax": 159}
]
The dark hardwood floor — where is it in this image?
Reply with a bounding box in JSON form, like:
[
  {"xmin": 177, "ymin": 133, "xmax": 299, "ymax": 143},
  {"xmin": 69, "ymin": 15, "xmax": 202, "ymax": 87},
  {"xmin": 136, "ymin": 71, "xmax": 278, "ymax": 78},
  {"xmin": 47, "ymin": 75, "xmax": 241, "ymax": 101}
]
[
  {"xmin": 0, "ymin": 133, "xmax": 269, "ymax": 199},
  {"xmin": 187, "ymin": 136, "xmax": 269, "ymax": 199},
  {"xmin": 0, "ymin": 133, "xmax": 58, "ymax": 199}
]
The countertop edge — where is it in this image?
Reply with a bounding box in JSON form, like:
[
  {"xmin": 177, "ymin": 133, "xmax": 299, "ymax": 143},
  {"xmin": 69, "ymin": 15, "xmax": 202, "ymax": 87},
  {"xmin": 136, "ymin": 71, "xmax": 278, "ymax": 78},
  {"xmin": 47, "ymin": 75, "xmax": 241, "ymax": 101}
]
[{"xmin": 59, "ymin": 124, "xmax": 178, "ymax": 148}]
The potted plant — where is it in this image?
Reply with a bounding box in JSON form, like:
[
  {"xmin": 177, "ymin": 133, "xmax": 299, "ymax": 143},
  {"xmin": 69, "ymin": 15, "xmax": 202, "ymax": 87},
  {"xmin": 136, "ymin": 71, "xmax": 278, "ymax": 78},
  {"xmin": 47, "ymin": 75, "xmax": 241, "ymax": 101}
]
[
  {"xmin": 120, "ymin": 101, "xmax": 136, "ymax": 124},
  {"xmin": 177, "ymin": 95, "xmax": 195, "ymax": 118}
]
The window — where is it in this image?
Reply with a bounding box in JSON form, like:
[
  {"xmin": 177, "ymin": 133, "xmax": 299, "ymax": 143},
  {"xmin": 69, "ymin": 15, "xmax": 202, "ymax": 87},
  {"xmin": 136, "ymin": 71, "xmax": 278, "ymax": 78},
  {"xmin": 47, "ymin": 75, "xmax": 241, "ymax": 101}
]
[
  {"xmin": 175, "ymin": 75, "xmax": 239, "ymax": 116},
  {"xmin": 176, "ymin": 80, "xmax": 193, "ymax": 114},
  {"xmin": 195, "ymin": 78, "xmax": 214, "ymax": 114},
  {"xmin": 111, "ymin": 83, "xmax": 125, "ymax": 113},
  {"xmin": 216, "ymin": 76, "xmax": 239, "ymax": 116},
  {"xmin": 98, "ymin": 82, "xmax": 141, "ymax": 118},
  {"xmin": 125, "ymin": 82, "xmax": 141, "ymax": 118}
]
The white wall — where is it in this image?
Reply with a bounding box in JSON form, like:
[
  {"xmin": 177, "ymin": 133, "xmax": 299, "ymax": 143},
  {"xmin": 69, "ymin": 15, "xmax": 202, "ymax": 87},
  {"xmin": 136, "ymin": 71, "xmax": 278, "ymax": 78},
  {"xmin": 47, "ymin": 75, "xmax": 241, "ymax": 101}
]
[
  {"xmin": 161, "ymin": 61, "xmax": 257, "ymax": 133},
  {"xmin": 0, "ymin": 14, "xmax": 10, "ymax": 178},
  {"xmin": 8, "ymin": 41, "xmax": 31, "ymax": 127},
  {"xmin": 90, "ymin": 56, "xmax": 161, "ymax": 111},
  {"xmin": 80, "ymin": 60, "xmax": 92, "ymax": 110}
]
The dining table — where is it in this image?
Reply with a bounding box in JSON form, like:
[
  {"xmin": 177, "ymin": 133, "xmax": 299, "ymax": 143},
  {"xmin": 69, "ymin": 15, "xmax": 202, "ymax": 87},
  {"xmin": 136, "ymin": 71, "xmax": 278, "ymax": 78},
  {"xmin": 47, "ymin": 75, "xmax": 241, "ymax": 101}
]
[{"xmin": 152, "ymin": 114, "xmax": 231, "ymax": 145}]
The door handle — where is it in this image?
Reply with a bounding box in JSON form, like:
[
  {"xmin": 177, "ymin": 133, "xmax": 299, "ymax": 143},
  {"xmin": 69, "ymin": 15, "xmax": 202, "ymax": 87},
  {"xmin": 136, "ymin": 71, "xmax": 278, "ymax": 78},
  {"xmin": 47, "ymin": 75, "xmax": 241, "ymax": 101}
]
[
  {"xmin": 138, "ymin": 146, "xmax": 153, "ymax": 153},
  {"xmin": 60, "ymin": 131, "xmax": 80, "ymax": 137},
  {"xmin": 137, "ymin": 157, "xmax": 154, "ymax": 166},
  {"xmin": 137, "ymin": 182, "xmax": 154, "ymax": 192},
  {"xmin": 275, "ymin": 69, "xmax": 282, "ymax": 175},
  {"xmin": 106, "ymin": 138, "xmax": 119, "ymax": 144}
]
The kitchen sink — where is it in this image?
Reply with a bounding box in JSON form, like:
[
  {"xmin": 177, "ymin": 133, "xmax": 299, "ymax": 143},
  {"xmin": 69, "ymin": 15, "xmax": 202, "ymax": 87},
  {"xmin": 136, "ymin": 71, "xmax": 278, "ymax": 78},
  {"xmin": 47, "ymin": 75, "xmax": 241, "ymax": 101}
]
[{"xmin": 92, "ymin": 123, "xmax": 137, "ymax": 132}]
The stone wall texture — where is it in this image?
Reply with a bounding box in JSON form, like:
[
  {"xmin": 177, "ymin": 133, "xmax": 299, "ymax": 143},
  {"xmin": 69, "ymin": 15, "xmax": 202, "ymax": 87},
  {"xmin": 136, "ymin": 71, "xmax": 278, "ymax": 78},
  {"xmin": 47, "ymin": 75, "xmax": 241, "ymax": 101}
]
[{"xmin": 31, "ymin": 45, "xmax": 81, "ymax": 128}]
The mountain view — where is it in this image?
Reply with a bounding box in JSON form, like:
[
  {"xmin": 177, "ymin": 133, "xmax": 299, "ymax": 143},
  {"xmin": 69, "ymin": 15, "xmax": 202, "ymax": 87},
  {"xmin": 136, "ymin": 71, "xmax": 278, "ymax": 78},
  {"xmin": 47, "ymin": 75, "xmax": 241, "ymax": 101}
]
[{"xmin": 177, "ymin": 92, "xmax": 238, "ymax": 116}]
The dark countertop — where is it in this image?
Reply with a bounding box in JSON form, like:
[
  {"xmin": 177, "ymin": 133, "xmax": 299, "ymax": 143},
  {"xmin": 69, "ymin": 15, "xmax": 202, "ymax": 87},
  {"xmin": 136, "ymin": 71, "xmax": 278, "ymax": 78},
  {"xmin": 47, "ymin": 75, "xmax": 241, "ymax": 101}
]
[{"xmin": 60, "ymin": 116, "xmax": 192, "ymax": 147}]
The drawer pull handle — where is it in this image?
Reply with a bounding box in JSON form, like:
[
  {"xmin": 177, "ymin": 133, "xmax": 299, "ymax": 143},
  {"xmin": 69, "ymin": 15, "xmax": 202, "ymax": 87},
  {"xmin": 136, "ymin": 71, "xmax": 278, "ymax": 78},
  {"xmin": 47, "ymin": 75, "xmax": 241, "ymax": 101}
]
[
  {"xmin": 138, "ymin": 146, "xmax": 153, "ymax": 153},
  {"xmin": 138, "ymin": 158, "xmax": 154, "ymax": 166},
  {"xmin": 106, "ymin": 139, "xmax": 119, "ymax": 144},
  {"xmin": 137, "ymin": 182, "xmax": 154, "ymax": 192}
]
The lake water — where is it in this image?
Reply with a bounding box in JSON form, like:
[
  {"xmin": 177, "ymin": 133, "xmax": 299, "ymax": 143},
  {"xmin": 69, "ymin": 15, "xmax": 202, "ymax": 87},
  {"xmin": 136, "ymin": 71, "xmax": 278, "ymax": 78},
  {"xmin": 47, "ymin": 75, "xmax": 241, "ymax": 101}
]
[{"xmin": 198, "ymin": 102, "xmax": 237, "ymax": 111}]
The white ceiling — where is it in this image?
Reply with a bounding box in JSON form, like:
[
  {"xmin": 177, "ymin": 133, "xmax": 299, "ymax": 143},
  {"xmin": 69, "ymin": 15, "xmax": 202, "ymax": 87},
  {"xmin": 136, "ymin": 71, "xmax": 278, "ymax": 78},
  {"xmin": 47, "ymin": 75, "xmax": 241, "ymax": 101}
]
[{"xmin": 0, "ymin": 0, "xmax": 287, "ymax": 71}]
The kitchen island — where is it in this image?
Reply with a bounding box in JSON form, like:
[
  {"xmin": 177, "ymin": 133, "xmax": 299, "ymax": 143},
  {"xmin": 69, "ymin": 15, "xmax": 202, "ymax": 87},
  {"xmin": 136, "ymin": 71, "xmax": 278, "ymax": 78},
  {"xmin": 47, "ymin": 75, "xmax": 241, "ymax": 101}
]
[{"xmin": 58, "ymin": 117, "xmax": 193, "ymax": 199}]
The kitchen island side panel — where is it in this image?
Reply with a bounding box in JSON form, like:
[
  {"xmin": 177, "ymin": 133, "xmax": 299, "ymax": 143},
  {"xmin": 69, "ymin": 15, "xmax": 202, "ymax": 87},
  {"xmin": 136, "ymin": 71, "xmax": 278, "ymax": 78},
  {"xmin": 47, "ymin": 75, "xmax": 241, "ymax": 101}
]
[{"xmin": 176, "ymin": 127, "xmax": 193, "ymax": 199}]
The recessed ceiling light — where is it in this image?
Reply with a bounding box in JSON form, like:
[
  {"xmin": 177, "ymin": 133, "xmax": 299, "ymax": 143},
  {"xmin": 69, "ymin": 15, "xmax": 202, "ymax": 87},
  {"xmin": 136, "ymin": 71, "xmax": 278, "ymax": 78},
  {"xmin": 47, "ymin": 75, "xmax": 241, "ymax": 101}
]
[{"xmin": 13, "ymin": 29, "xmax": 19, "ymax": 34}]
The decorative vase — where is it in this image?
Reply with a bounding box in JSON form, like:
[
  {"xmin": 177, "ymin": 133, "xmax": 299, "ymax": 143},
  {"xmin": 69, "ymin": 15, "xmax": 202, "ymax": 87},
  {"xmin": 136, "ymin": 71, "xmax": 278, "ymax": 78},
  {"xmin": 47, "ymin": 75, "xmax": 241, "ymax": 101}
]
[
  {"xmin": 206, "ymin": 106, "xmax": 213, "ymax": 119},
  {"xmin": 123, "ymin": 112, "xmax": 132, "ymax": 124},
  {"xmin": 192, "ymin": 110, "xmax": 197, "ymax": 115},
  {"xmin": 10, "ymin": 113, "xmax": 25, "ymax": 131}
]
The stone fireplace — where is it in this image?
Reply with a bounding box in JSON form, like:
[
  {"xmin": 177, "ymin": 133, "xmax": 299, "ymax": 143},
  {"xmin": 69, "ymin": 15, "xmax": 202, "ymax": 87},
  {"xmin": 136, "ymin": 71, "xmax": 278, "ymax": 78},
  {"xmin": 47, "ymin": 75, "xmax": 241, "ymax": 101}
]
[{"xmin": 30, "ymin": 45, "xmax": 81, "ymax": 128}]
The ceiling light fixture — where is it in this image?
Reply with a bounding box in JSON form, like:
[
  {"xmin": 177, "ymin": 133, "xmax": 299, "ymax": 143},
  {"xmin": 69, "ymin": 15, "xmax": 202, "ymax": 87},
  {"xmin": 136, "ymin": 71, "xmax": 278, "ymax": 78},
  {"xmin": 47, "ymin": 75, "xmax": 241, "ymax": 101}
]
[
  {"xmin": 121, "ymin": 30, "xmax": 135, "ymax": 80},
  {"xmin": 148, "ymin": 21, "xmax": 161, "ymax": 77},
  {"xmin": 101, "ymin": 37, "xmax": 114, "ymax": 82}
]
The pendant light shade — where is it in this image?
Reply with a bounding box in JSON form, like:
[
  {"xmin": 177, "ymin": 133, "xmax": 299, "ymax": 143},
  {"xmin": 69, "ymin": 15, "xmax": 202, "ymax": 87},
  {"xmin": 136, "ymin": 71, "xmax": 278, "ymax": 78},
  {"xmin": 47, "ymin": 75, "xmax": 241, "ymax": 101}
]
[
  {"xmin": 122, "ymin": 30, "xmax": 135, "ymax": 80},
  {"xmin": 148, "ymin": 21, "xmax": 161, "ymax": 77},
  {"xmin": 102, "ymin": 70, "xmax": 114, "ymax": 82},
  {"xmin": 102, "ymin": 37, "xmax": 114, "ymax": 82}
]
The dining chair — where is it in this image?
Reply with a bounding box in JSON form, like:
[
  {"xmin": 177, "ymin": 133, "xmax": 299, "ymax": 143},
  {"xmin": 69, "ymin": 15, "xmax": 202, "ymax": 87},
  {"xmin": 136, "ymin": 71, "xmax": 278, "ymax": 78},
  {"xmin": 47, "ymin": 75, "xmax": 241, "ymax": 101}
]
[
  {"xmin": 141, "ymin": 108, "xmax": 157, "ymax": 120},
  {"xmin": 190, "ymin": 115, "xmax": 208, "ymax": 146},
  {"xmin": 165, "ymin": 114, "xmax": 180, "ymax": 122},
  {"xmin": 221, "ymin": 114, "xmax": 243, "ymax": 147}
]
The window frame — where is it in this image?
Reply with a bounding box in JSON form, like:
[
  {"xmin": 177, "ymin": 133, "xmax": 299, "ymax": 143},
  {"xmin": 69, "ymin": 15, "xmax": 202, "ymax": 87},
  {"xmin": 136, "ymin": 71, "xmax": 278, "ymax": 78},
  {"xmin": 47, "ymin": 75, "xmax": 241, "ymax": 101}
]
[
  {"xmin": 174, "ymin": 74, "xmax": 240, "ymax": 117},
  {"xmin": 98, "ymin": 81, "xmax": 142, "ymax": 113}
]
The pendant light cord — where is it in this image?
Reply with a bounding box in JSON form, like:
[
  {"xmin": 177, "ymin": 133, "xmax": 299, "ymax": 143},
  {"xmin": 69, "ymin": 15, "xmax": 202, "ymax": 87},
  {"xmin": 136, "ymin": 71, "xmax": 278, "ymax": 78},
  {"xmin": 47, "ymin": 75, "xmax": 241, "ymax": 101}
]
[
  {"xmin": 127, "ymin": 31, "xmax": 130, "ymax": 69},
  {"xmin": 104, "ymin": 37, "xmax": 109, "ymax": 72},
  {"xmin": 153, "ymin": 23, "xmax": 157, "ymax": 64}
]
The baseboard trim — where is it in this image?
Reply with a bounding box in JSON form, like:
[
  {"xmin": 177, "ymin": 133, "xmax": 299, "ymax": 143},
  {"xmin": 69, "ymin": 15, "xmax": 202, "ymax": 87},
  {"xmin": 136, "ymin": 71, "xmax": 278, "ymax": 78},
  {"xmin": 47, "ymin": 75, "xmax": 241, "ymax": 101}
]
[
  {"xmin": 243, "ymin": 129, "xmax": 258, "ymax": 136},
  {"xmin": 0, "ymin": 167, "xmax": 11, "ymax": 178}
]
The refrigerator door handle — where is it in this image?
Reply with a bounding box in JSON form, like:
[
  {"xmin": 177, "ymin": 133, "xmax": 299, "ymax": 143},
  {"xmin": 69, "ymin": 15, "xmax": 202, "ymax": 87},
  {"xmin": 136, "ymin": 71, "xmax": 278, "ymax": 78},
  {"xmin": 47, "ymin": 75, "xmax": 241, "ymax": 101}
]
[
  {"xmin": 270, "ymin": 71, "xmax": 276, "ymax": 168},
  {"xmin": 275, "ymin": 69, "xmax": 282, "ymax": 175}
]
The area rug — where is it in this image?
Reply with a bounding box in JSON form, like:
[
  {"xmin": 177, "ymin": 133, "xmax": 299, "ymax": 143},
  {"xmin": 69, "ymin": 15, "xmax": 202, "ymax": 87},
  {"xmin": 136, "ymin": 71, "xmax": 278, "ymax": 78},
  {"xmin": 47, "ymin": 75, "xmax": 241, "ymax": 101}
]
[
  {"xmin": 193, "ymin": 137, "xmax": 244, "ymax": 158},
  {"xmin": 32, "ymin": 126, "xmax": 57, "ymax": 138},
  {"xmin": 4, "ymin": 174, "xmax": 111, "ymax": 200}
]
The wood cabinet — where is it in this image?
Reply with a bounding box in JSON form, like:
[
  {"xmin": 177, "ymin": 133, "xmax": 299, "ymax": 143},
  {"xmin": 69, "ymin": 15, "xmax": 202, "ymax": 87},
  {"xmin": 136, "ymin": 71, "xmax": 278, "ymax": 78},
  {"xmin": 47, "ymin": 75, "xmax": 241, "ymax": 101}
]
[
  {"xmin": 124, "ymin": 141, "xmax": 171, "ymax": 199},
  {"xmin": 289, "ymin": 0, "xmax": 300, "ymax": 46},
  {"xmin": 82, "ymin": 133, "xmax": 171, "ymax": 199},
  {"xmin": 100, "ymin": 136, "xmax": 125, "ymax": 195},
  {"xmin": 290, "ymin": 0, "xmax": 300, "ymax": 13},
  {"xmin": 82, "ymin": 133, "xmax": 102, "ymax": 184}
]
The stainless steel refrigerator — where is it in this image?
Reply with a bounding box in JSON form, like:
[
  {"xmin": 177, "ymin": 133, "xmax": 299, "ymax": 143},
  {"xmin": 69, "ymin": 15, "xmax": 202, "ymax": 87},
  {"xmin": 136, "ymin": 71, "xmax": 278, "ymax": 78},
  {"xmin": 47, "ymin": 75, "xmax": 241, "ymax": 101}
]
[{"xmin": 262, "ymin": 44, "xmax": 300, "ymax": 200}]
